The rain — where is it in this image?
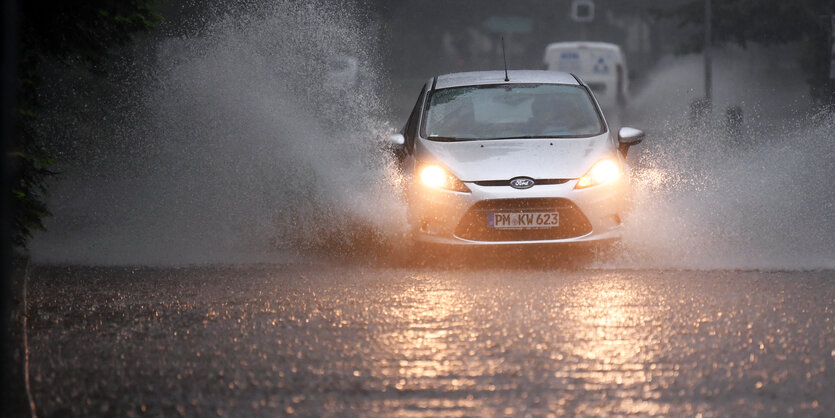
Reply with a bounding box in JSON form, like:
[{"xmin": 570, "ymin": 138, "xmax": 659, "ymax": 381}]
[{"xmin": 3, "ymin": 0, "xmax": 834, "ymax": 416}]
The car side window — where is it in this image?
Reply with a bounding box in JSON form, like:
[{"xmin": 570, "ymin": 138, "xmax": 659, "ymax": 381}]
[{"xmin": 403, "ymin": 85, "xmax": 427, "ymax": 153}]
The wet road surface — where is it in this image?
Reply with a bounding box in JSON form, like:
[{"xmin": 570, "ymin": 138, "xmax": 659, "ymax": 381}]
[{"xmin": 26, "ymin": 263, "xmax": 835, "ymax": 416}]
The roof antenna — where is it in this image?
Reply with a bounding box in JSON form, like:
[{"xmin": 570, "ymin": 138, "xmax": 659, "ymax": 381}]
[{"xmin": 501, "ymin": 36, "xmax": 509, "ymax": 82}]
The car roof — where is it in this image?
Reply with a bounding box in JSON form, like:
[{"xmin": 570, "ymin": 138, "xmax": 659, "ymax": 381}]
[
  {"xmin": 544, "ymin": 42, "xmax": 623, "ymax": 54},
  {"xmin": 434, "ymin": 70, "xmax": 579, "ymax": 89}
]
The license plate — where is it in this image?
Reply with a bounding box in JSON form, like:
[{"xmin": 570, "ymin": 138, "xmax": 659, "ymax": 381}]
[{"xmin": 488, "ymin": 212, "xmax": 559, "ymax": 229}]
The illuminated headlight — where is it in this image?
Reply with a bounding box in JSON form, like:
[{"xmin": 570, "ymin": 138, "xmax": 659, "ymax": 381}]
[
  {"xmin": 418, "ymin": 164, "xmax": 471, "ymax": 193},
  {"xmin": 575, "ymin": 159, "xmax": 621, "ymax": 189}
]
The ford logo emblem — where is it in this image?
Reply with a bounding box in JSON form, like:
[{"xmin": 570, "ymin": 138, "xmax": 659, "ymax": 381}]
[{"xmin": 509, "ymin": 177, "xmax": 535, "ymax": 189}]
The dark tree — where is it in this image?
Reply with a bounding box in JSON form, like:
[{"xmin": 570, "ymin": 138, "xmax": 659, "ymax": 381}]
[
  {"xmin": 667, "ymin": 0, "xmax": 835, "ymax": 103},
  {"xmin": 13, "ymin": 0, "xmax": 159, "ymax": 248}
]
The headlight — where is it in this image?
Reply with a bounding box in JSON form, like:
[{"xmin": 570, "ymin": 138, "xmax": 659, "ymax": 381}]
[
  {"xmin": 575, "ymin": 159, "xmax": 621, "ymax": 189},
  {"xmin": 418, "ymin": 164, "xmax": 471, "ymax": 193}
]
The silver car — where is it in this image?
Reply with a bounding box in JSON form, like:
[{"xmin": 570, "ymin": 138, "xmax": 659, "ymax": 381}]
[{"xmin": 389, "ymin": 70, "xmax": 644, "ymax": 247}]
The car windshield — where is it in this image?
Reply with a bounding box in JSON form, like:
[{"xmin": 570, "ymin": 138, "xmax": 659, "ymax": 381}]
[{"xmin": 422, "ymin": 83, "xmax": 604, "ymax": 141}]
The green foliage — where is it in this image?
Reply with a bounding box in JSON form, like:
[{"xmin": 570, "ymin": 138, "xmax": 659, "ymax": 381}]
[
  {"xmin": 10, "ymin": 152, "xmax": 54, "ymax": 248},
  {"xmin": 670, "ymin": 0, "xmax": 821, "ymax": 50},
  {"xmin": 13, "ymin": 0, "xmax": 160, "ymax": 249},
  {"xmin": 20, "ymin": 1, "xmax": 161, "ymax": 65}
]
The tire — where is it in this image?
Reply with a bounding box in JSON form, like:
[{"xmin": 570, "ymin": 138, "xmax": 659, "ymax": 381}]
[{"xmin": 592, "ymin": 239, "xmax": 623, "ymax": 261}]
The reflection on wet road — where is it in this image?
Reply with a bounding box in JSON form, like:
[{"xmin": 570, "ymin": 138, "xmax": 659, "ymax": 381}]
[{"xmin": 28, "ymin": 265, "xmax": 835, "ymax": 416}]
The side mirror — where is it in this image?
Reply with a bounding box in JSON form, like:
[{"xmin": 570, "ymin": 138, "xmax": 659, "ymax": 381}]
[
  {"xmin": 388, "ymin": 133, "xmax": 405, "ymax": 147},
  {"xmin": 617, "ymin": 127, "xmax": 644, "ymax": 156}
]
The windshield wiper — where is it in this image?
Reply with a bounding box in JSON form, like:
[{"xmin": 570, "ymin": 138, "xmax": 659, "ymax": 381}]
[
  {"xmin": 481, "ymin": 135, "xmax": 551, "ymax": 140},
  {"xmin": 428, "ymin": 135, "xmax": 561, "ymax": 142},
  {"xmin": 426, "ymin": 136, "xmax": 465, "ymax": 142}
]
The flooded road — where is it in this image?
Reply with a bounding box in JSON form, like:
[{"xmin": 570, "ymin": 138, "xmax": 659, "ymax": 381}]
[
  {"xmin": 15, "ymin": 1, "xmax": 835, "ymax": 416},
  {"xmin": 26, "ymin": 263, "xmax": 835, "ymax": 416}
]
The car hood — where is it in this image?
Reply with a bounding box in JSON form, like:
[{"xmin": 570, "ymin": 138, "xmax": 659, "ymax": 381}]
[{"xmin": 416, "ymin": 134, "xmax": 614, "ymax": 181}]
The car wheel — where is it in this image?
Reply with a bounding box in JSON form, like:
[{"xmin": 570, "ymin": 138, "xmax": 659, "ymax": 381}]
[{"xmin": 592, "ymin": 239, "xmax": 623, "ymax": 261}]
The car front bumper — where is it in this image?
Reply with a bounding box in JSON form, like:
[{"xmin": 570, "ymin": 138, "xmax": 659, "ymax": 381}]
[{"xmin": 407, "ymin": 178, "xmax": 628, "ymax": 246}]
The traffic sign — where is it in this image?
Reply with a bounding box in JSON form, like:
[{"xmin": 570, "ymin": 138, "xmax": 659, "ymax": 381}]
[{"xmin": 571, "ymin": 0, "xmax": 595, "ymax": 23}]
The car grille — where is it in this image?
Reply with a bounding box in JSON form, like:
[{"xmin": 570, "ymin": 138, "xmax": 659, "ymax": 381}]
[
  {"xmin": 454, "ymin": 198, "xmax": 592, "ymax": 242},
  {"xmin": 473, "ymin": 179, "xmax": 570, "ymax": 187}
]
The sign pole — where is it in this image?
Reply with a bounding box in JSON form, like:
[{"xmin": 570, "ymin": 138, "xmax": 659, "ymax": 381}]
[
  {"xmin": 829, "ymin": 14, "xmax": 835, "ymax": 80},
  {"xmin": 704, "ymin": 0, "xmax": 712, "ymax": 104}
]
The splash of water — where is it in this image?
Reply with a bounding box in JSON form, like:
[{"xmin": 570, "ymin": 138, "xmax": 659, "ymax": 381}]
[
  {"xmin": 32, "ymin": 14, "xmax": 834, "ymax": 271},
  {"xmin": 618, "ymin": 46, "xmax": 835, "ymax": 270},
  {"xmin": 32, "ymin": 1, "xmax": 405, "ymax": 265}
]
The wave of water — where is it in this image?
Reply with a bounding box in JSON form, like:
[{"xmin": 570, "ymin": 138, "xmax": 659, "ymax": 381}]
[
  {"xmin": 617, "ymin": 48, "xmax": 835, "ymax": 270},
  {"xmin": 32, "ymin": 1, "xmax": 405, "ymax": 265}
]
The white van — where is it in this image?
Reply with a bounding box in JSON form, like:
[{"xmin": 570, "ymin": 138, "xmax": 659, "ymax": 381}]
[{"xmin": 543, "ymin": 42, "xmax": 628, "ymax": 112}]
